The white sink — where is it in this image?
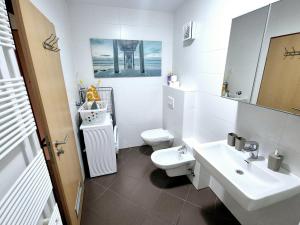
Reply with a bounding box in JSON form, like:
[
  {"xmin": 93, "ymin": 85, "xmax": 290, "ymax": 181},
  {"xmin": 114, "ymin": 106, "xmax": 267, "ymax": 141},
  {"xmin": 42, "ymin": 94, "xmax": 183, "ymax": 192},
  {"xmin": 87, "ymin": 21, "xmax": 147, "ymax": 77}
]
[{"xmin": 194, "ymin": 140, "xmax": 300, "ymax": 211}]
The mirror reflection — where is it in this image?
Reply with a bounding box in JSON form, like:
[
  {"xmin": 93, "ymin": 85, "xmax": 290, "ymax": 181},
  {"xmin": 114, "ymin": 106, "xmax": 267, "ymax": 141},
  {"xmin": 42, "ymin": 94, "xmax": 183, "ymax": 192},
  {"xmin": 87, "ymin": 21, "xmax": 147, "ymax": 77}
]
[{"xmin": 222, "ymin": 0, "xmax": 300, "ymax": 116}]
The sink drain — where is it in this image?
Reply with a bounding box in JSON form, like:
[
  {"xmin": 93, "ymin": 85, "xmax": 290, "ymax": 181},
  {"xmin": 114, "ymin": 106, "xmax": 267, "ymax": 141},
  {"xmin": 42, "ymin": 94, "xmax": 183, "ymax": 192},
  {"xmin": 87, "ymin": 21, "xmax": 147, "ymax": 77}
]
[{"xmin": 236, "ymin": 169, "xmax": 244, "ymax": 175}]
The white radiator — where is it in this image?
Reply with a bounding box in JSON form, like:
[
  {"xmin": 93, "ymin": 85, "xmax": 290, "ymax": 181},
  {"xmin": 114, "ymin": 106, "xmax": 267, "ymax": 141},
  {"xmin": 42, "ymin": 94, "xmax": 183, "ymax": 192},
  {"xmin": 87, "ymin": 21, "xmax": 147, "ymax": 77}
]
[
  {"xmin": 0, "ymin": 0, "xmax": 62, "ymax": 224},
  {"xmin": 0, "ymin": 0, "xmax": 15, "ymax": 48},
  {"xmin": 0, "ymin": 78, "xmax": 36, "ymax": 160},
  {"xmin": 0, "ymin": 151, "xmax": 53, "ymax": 225},
  {"xmin": 49, "ymin": 204, "xmax": 63, "ymax": 225}
]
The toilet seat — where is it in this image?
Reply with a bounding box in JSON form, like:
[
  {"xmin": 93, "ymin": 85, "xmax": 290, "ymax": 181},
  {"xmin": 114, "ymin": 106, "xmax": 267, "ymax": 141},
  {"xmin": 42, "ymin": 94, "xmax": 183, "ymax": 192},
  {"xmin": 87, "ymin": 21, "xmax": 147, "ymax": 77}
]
[{"xmin": 141, "ymin": 129, "xmax": 174, "ymax": 142}]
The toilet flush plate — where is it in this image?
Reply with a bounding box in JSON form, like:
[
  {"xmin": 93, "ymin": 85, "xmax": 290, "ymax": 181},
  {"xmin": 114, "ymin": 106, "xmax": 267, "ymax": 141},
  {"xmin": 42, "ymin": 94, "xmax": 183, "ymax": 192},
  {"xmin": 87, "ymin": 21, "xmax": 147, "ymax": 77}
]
[{"xmin": 167, "ymin": 96, "xmax": 175, "ymax": 109}]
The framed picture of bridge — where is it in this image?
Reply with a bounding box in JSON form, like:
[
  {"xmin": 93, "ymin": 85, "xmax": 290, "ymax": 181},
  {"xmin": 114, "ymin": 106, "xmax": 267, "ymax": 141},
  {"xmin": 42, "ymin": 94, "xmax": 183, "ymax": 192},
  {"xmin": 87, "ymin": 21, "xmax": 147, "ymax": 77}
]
[{"xmin": 90, "ymin": 38, "xmax": 162, "ymax": 78}]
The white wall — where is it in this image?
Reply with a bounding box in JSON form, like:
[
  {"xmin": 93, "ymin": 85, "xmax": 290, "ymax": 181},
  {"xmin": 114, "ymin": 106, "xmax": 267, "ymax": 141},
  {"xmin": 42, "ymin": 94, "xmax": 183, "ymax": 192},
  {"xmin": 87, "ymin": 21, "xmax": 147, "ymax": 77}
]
[
  {"xmin": 30, "ymin": 0, "xmax": 84, "ymax": 176},
  {"xmin": 173, "ymin": 0, "xmax": 300, "ymax": 224},
  {"xmin": 68, "ymin": 2, "xmax": 173, "ymax": 148}
]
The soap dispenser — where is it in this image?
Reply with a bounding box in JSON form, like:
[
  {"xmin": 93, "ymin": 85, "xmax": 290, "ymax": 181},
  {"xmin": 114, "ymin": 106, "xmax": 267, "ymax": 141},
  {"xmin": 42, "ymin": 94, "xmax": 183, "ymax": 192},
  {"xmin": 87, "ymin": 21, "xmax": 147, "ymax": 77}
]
[{"xmin": 268, "ymin": 150, "xmax": 284, "ymax": 172}]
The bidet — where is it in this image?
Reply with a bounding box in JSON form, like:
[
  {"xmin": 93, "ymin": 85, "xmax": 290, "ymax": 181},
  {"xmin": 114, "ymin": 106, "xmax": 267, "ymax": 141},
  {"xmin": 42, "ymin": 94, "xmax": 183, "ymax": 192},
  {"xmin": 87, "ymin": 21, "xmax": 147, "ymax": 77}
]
[
  {"xmin": 177, "ymin": 145, "xmax": 187, "ymax": 159},
  {"xmin": 151, "ymin": 146, "xmax": 195, "ymax": 177}
]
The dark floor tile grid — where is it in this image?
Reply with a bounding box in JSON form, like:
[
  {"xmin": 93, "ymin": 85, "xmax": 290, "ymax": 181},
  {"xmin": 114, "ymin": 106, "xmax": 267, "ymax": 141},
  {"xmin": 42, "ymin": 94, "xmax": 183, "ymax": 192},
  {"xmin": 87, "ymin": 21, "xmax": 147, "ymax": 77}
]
[{"xmin": 81, "ymin": 146, "xmax": 241, "ymax": 225}]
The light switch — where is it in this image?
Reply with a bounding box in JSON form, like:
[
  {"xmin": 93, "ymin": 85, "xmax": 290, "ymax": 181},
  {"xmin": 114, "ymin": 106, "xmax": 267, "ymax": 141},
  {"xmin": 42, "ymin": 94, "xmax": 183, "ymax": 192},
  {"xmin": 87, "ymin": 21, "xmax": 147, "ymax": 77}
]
[{"xmin": 168, "ymin": 96, "xmax": 175, "ymax": 109}]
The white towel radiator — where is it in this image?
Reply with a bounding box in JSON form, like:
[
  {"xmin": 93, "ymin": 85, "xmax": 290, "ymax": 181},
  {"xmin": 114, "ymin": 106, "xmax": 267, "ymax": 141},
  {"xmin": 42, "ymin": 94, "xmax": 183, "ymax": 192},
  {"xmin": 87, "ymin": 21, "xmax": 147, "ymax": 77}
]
[{"xmin": 0, "ymin": 0, "xmax": 62, "ymax": 224}]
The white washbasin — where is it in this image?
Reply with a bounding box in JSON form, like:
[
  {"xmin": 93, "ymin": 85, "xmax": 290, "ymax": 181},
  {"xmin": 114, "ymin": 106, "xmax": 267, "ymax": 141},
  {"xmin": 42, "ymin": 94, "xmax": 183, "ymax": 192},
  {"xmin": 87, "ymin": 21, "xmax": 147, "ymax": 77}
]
[{"xmin": 194, "ymin": 140, "xmax": 300, "ymax": 211}]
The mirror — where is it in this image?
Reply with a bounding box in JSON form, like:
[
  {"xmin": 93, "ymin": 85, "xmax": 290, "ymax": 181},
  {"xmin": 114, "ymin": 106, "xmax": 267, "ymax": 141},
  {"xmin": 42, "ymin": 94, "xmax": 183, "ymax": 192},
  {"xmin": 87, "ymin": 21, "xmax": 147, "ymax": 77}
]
[{"xmin": 222, "ymin": 0, "xmax": 300, "ymax": 116}]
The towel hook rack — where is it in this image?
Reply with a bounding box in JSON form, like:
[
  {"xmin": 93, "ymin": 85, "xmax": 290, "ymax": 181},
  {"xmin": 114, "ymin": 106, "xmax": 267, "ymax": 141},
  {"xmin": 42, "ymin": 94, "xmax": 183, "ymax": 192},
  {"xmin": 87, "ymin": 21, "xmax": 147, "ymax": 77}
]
[
  {"xmin": 284, "ymin": 46, "xmax": 300, "ymax": 57},
  {"xmin": 43, "ymin": 34, "xmax": 60, "ymax": 52}
]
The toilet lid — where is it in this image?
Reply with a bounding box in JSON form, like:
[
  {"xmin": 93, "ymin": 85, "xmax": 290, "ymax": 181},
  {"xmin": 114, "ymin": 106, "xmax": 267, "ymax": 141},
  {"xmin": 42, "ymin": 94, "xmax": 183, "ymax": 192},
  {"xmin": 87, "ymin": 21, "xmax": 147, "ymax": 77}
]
[{"xmin": 141, "ymin": 129, "xmax": 174, "ymax": 142}]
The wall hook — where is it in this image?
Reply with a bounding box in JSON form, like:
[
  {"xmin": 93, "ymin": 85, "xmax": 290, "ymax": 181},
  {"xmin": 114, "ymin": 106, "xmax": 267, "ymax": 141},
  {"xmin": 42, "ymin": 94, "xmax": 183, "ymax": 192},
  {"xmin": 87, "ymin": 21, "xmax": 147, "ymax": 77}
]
[{"xmin": 43, "ymin": 34, "xmax": 60, "ymax": 52}]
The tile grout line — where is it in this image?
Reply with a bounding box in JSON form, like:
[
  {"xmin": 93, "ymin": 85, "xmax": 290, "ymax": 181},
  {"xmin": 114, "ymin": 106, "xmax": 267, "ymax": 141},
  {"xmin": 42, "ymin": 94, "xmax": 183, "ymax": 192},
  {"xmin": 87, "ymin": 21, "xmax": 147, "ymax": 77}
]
[
  {"xmin": 174, "ymin": 185, "xmax": 193, "ymax": 225},
  {"xmin": 184, "ymin": 185, "xmax": 192, "ymax": 201},
  {"xmin": 104, "ymin": 187, "xmax": 168, "ymax": 225},
  {"xmin": 84, "ymin": 147, "xmax": 216, "ymax": 225},
  {"xmin": 108, "ymin": 185, "xmax": 151, "ymax": 211},
  {"xmin": 86, "ymin": 188, "xmax": 110, "ymax": 216},
  {"xmin": 175, "ymin": 199, "xmax": 187, "ymax": 225},
  {"xmin": 162, "ymin": 185, "xmax": 197, "ymax": 205},
  {"xmin": 166, "ymin": 186, "xmax": 216, "ymax": 209},
  {"xmin": 88, "ymin": 172, "xmax": 196, "ymax": 207},
  {"xmin": 84, "ymin": 154, "xmax": 143, "ymax": 216},
  {"xmin": 91, "ymin": 148, "xmax": 156, "ymax": 211},
  {"xmin": 86, "ymin": 184, "xmax": 111, "ymax": 212}
]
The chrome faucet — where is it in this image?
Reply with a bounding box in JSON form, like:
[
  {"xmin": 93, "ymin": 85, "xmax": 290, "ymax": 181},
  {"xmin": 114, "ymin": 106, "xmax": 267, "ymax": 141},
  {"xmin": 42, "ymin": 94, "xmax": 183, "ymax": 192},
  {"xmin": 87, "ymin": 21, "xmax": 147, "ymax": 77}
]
[
  {"xmin": 243, "ymin": 141, "xmax": 259, "ymax": 159},
  {"xmin": 178, "ymin": 145, "xmax": 187, "ymax": 154}
]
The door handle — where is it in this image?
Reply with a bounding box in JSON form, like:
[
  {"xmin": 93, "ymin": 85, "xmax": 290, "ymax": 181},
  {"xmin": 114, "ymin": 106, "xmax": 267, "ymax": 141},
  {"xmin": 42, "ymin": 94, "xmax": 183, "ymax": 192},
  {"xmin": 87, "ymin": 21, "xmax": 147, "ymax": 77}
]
[
  {"xmin": 55, "ymin": 135, "xmax": 69, "ymax": 147},
  {"xmin": 56, "ymin": 146, "xmax": 65, "ymax": 156}
]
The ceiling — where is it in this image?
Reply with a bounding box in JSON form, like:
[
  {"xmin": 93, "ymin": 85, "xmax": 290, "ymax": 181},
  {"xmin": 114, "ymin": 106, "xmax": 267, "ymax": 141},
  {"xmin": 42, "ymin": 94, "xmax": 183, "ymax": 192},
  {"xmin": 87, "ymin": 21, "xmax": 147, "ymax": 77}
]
[{"xmin": 67, "ymin": 0, "xmax": 186, "ymax": 12}]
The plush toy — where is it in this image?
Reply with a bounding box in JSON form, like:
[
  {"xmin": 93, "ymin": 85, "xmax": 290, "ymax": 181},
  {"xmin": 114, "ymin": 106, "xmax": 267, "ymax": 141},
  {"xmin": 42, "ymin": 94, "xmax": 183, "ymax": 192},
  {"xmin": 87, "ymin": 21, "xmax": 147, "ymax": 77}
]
[{"xmin": 86, "ymin": 85, "xmax": 100, "ymax": 102}]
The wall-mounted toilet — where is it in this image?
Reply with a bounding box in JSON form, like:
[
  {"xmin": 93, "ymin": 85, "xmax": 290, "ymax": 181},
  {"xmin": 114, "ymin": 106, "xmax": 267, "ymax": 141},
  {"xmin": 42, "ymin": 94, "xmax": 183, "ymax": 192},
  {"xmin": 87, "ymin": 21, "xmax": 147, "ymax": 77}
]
[{"xmin": 141, "ymin": 128, "xmax": 174, "ymax": 151}]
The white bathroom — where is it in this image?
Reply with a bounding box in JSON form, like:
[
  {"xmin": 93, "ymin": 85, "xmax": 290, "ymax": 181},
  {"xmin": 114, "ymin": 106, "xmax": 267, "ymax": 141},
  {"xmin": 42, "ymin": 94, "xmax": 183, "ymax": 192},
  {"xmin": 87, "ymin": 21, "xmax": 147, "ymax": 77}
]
[{"xmin": 1, "ymin": 0, "xmax": 300, "ymax": 225}]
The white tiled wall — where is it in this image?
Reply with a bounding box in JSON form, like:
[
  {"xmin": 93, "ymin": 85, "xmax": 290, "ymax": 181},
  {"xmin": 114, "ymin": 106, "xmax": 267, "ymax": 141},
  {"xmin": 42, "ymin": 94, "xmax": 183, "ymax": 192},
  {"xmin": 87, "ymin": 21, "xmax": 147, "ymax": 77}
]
[
  {"xmin": 68, "ymin": 3, "xmax": 174, "ymax": 148},
  {"xmin": 162, "ymin": 85, "xmax": 197, "ymax": 146},
  {"xmin": 163, "ymin": 86, "xmax": 185, "ymax": 145},
  {"xmin": 173, "ymin": 0, "xmax": 300, "ymax": 224}
]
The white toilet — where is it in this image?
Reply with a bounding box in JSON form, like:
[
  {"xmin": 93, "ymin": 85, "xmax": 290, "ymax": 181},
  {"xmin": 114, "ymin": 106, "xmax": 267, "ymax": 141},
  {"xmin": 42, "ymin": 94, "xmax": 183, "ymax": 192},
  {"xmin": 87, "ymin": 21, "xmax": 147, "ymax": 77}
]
[
  {"xmin": 141, "ymin": 128, "xmax": 174, "ymax": 151},
  {"xmin": 151, "ymin": 145, "xmax": 195, "ymax": 177}
]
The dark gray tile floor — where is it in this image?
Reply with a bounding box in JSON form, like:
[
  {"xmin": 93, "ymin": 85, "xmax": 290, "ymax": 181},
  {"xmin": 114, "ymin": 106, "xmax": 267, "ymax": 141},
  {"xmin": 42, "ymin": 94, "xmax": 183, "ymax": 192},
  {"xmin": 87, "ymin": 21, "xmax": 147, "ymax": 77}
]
[{"xmin": 81, "ymin": 146, "xmax": 241, "ymax": 225}]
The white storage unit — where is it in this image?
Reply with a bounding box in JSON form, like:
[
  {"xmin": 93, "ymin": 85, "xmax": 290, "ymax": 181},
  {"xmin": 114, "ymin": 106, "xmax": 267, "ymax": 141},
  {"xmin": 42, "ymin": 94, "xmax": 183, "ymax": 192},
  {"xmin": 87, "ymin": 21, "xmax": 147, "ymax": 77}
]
[{"xmin": 80, "ymin": 113, "xmax": 117, "ymax": 177}]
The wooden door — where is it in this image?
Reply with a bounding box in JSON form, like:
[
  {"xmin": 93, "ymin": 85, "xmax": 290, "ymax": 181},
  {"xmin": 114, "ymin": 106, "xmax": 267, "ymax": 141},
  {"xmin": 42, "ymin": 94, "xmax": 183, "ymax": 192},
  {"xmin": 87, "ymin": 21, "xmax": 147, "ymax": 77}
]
[
  {"xmin": 257, "ymin": 33, "xmax": 300, "ymax": 114},
  {"xmin": 12, "ymin": 0, "xmax": 84, "ymax": 224}
]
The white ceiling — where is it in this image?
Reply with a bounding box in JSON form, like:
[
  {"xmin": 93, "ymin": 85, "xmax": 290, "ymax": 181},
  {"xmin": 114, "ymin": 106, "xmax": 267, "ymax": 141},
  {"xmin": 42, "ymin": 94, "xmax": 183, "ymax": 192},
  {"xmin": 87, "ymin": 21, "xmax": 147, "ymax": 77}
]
[{"xmin": 67, "ymin": 0, "xmax": 186, "ymax": 12}]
